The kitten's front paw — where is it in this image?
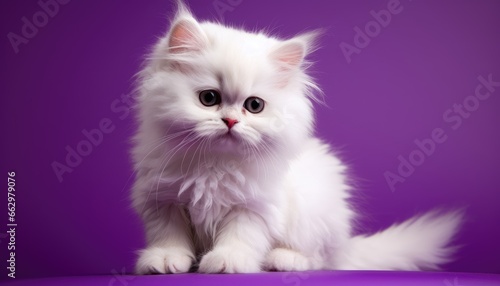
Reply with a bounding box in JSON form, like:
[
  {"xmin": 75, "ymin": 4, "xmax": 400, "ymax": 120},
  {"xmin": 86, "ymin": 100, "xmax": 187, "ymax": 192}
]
[
  {"xmin": 198, "ymin": 247, "xmax": 261, "ymax": 273},
  {"xmin": 264, "ymin": 248, "xmax": 310, "ymax": 271},
  {"xmin": 136, "ymin": 246, "xmax": 194, "ymax": 274}
]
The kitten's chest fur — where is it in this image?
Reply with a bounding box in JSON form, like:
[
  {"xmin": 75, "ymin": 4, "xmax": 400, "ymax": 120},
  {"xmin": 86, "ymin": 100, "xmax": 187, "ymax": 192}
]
[{"xmin": 176, "ymin": 157, "xmax": 255, "ymax": 230}]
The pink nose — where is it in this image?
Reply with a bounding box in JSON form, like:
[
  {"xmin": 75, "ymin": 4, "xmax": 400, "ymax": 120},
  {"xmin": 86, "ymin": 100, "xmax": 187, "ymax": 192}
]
[{"xmin": 222, "ymin": 118, "xmax": 238, "ymax": 129}]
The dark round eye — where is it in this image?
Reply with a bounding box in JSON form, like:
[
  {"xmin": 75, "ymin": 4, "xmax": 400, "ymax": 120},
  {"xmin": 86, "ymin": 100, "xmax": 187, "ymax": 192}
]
[
  {"xmin": 199, "ymin": 90, "xmax": 221, "ymax": 106},
  {"xmin": 244, "ymin": 97, "xmax": 265, "ymax": 113}
]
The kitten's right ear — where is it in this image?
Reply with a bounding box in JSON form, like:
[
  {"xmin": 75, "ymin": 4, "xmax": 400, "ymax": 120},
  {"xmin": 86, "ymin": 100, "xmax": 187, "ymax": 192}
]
[
  {"xmin": 269, "ymin": 31, "xmax": 321, "ymax": 87},
  {"xmin": 270, "ymin": 31, "xmax": 320, "ymax": 71},
  {"xmin": 167, "ymin": 2, "xmax": 207, "ymax": 54}
]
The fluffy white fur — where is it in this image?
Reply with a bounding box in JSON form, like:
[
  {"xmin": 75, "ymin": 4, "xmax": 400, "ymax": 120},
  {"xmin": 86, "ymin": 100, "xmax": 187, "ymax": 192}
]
[{"xmin": 131, "ymin": 3, "xmax": 462, "ymax": 274}]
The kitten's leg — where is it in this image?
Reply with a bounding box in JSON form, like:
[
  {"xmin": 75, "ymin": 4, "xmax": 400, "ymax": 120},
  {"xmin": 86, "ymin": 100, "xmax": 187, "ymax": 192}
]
[
  {"xmin": 135, "ymin": 204, "xmax": 195, "ymax": 274},
  {"xmin": 198, "ymin": 208, "xmax": 270, "ymax": 273},
  {"xmin": 262, "ymin": 138, "xmax": 354, "ymax": 271},
  {"xmin": 264, "ymin": 248, "xmax": 311, "ymax": 271}
]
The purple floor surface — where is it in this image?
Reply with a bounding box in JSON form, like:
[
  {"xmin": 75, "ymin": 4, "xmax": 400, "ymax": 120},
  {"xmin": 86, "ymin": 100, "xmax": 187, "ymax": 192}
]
[{"xmin": 3, "ymin": 271, "xmax": 500, "ymax": 286}]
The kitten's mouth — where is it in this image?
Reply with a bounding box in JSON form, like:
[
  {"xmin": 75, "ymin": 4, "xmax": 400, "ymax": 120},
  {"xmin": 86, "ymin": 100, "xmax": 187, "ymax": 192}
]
[
  {"xmin": 222, "ymin": 131, "xmax": 237, "ymax": 139},
  {"xmin": 218, "ymin": 131, "xmax": 240, "ymax": 143},
  {"xmin": 207, "ymin": 131, "xmax": 243, "ymax": 153}
]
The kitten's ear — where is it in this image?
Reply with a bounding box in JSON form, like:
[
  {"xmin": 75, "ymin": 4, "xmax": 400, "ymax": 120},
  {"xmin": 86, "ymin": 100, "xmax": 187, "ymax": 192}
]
[
  {"xmin": 270, "ymin": 41, "xmax": 305, "ymax": 70},
  {"xmin": 167, "ymin": 2, "xmax": 207, "ymax": 54},
  {"xmin": 270, "ymin": 31, "xmax": 320, "ymax": 71}
]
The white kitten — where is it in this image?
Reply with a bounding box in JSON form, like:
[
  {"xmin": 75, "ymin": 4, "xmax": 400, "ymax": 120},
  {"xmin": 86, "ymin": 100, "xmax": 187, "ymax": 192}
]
[{"xmin": 131, "ymin": 3, "xmax": 462, "ymax": 274}]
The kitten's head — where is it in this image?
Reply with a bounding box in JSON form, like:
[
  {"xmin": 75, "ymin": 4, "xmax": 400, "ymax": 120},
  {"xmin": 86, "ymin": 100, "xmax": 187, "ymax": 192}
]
[{"xmin": 138, "ymin": 3, "xmax": 320, "ymax": 158}]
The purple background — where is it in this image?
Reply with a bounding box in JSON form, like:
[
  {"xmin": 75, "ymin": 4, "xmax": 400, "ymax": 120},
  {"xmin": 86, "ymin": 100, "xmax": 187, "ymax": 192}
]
[{"xmin": 1, "ymin": 0, "xmax": 499, "ymax": 280}]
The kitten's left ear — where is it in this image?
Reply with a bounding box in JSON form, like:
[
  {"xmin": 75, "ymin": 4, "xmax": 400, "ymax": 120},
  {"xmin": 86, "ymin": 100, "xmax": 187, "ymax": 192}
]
[{"xmin": 270, "ymin": 31, "xmax": 320, "ymax": 71}]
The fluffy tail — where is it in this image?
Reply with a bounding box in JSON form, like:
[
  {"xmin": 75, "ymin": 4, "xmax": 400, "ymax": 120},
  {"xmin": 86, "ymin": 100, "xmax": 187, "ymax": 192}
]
[{"xmin": 337, "ymin": 210, "xmax": 463, "ymax": 270}]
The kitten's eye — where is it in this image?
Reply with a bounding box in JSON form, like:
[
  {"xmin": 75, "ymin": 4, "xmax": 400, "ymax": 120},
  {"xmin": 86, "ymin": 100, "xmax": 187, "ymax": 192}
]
[
  {"xmin": 244, "ymin": 97, "xmax": 265, "ymax": 113},
  {"xmin": 199, "ymin": 90, "xmax": 221, "ymax": 106}
]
